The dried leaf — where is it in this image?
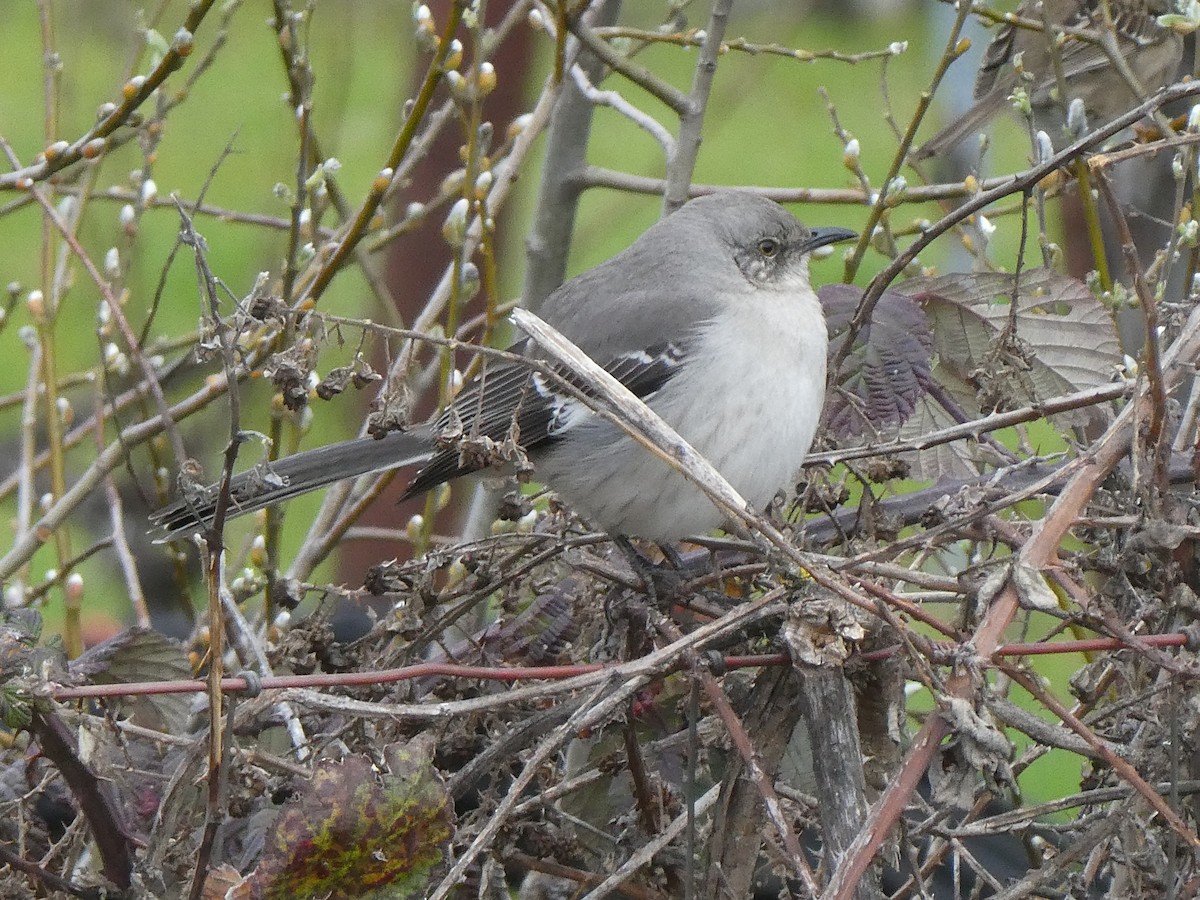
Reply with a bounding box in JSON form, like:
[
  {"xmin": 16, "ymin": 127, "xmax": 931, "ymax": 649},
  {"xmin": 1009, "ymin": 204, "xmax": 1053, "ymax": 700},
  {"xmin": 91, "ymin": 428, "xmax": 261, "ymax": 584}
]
[
  {"xmin": 70, "ymin": 628, "xmax": 192, "ymax": 733},
  {"xmin": 939, "ymin": 696, "xmax": 1017, "ymax": 796},
  {"xmin": 249, "ymin": 736, "xmax": 453, "ymax": 900},
  {"xmin": 898, "ymin": 269, "xmax": 1121, "ymax": 425},
  {"xmin": 782, "ymin": 596, "xmax": 867, "ymax": 667},
  {"xmin": 1012, "ymin": 562, "xmax": 1060, "ymax": 612},
  {"xmin": 895, "ymin": 390, "xmax": 982, "ymax": 481},
  {"xmin": 821, "ymin": 284, "xmax": 934, "ymax": 439}
]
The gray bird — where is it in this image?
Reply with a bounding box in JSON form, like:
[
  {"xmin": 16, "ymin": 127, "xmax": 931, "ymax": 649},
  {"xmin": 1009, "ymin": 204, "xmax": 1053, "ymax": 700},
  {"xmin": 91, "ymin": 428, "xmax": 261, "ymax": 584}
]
[
  {"xmin": 153, "ymin": 192, "xmax": 855, "ymax": 542},
  {"xmin": 915, "ymin": 0, "xmax": 1182, "ymax": 161}
]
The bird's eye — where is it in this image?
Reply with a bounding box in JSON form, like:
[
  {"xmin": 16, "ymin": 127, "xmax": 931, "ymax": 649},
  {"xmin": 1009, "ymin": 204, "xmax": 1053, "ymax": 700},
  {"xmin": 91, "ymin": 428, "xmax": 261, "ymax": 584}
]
[{"xmin": 757, "ymin": 238, "xmax": 780, "ymax": 258}]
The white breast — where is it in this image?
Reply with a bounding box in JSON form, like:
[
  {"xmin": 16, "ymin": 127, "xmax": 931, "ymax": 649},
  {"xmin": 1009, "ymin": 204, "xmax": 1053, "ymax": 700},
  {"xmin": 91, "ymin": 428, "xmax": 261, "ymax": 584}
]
[{"xmin": 537, "ymin": 280, "xmax": 828, "ymax": 540}]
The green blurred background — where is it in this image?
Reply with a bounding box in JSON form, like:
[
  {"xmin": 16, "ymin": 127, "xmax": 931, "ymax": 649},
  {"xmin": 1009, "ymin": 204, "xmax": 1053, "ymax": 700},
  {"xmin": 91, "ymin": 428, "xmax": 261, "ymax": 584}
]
[{"xmin": 0, "ymin": 0, "xmax": 1086, "ymax": 806}]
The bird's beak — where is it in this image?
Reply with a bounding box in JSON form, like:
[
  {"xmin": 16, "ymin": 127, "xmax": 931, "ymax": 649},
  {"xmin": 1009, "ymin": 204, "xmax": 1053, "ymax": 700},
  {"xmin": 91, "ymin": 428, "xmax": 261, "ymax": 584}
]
[{"xmin": 801, "ymin": 226, "xmax": 858, "ymax": 254}]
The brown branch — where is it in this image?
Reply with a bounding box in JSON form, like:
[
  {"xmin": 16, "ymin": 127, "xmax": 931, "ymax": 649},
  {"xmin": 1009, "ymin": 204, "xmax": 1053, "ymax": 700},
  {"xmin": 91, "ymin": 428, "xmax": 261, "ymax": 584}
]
[{"xmin": 824, "ymin": 302, "xmax": 1200, "ymax": 898}]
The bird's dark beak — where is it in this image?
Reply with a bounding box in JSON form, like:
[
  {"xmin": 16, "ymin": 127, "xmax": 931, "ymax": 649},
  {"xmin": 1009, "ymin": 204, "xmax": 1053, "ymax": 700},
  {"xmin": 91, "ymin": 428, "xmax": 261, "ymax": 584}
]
[{"xmin": 801, "ymin": 226, "xmax": 858, "ymax": 254}]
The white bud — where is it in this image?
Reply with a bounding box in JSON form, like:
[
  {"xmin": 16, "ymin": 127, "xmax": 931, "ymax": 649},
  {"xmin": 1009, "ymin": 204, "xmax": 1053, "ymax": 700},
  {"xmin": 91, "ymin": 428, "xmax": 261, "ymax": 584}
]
[
  {"xmin": 140, "ymin": 178, "xmax": 157, "ymax": 204},
  {"xmin": 104, "ymin": 247, "xmax": 120, "ymax": 278},
  {"xmin": 405, "ymin": 513, "xmax": 425, "ymax": 543},
  {"xmin": 1035, "ymin": 131, "xmax": 1054, "ymax": 165},
  {"xmin": 442, "ymin": 197, "xmax": 470, "ymax": 246},
  {"xmin": 1066, "ymin": 98, "xmax": 1088, "ymax": 138}
]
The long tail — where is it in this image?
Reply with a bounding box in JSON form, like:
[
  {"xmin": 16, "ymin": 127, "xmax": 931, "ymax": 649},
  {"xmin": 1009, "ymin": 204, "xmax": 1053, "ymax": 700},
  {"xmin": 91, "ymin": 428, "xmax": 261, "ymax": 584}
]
[
  {"xmin": 151, "ymin": 427, "xmax": 434, "ymax": 541},
  {"xmin": 912, "ymin": 90, "xmax": 1007, "ymax": 161}
]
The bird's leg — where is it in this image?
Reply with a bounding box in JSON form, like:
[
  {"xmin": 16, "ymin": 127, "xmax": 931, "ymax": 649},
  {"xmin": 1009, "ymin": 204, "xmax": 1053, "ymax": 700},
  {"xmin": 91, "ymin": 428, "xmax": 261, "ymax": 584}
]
[
  {"xmin": 654, "ymin": 541, "xmax": 688, "ymax": 572},
  {"xmin": 612, "ymin": 536, "xmax": 685, "ymax": 607}
]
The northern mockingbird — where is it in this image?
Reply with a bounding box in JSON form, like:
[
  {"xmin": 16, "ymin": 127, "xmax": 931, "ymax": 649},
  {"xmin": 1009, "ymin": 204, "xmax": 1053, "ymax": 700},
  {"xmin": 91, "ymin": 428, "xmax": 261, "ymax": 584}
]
[
  {"xmin": 915, "ymin": 0, "xmax": 1182, "ymax": 161},
  {"xmin": 154, "ymin": 192, "xmax": 855, "ymax": 543}
]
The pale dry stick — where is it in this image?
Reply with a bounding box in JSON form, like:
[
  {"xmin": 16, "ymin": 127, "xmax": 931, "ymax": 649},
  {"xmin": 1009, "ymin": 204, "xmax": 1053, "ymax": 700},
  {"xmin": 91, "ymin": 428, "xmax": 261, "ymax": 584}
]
[
  {"xmin": 569, "ymin": 65, "xmax": 676, "ymax": 154},
  {"xmin": 807, "ymin": 380, "xmax": 1132, "ymax": 466},
  {"xmin": 14, "ymin": 334, "xmax": 43, "ymax": 601},
  {"xmin": 101, "ymin": 479, "xmax": 150, "ymax": 629},
  {"xmin": 215, "ymin": 561, "xmax": 311, "ymax": 762},
  {"xmin": 514, "ymin": 309, "xmax": 951, "ymax": 633},
  {"xmin": 592, "ymin": 25, "xmax": 904, "ymax": 64},
  {"xmin": 822, "ymin": 303, "xmax": 1200, "ymax": 900},
  {"xmin": 513, "ymin": 310, "xmax": 760, "ymax": 546},
  {"xmin": 566, "ymin": 14, "xmax": 691, "ymax": 115},
  {"xmin": 579, "ymin": 785, "xmax": 722, "ymax": 900}
]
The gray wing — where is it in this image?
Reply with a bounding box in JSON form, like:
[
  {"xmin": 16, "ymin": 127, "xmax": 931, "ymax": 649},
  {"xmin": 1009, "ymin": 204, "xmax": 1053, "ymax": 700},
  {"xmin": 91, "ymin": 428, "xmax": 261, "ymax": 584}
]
[{"xmin": 401, "ymin": 337, "xmax": 691, "ymax": 497}]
